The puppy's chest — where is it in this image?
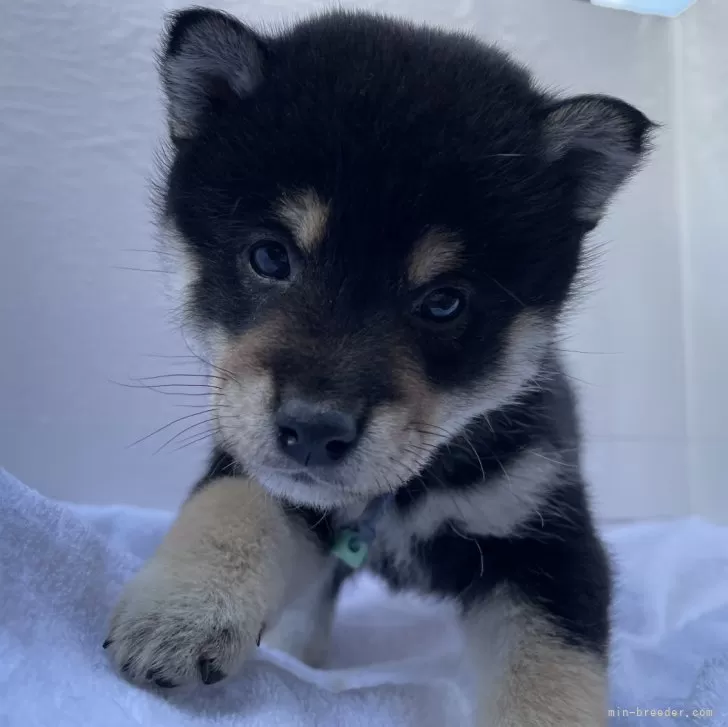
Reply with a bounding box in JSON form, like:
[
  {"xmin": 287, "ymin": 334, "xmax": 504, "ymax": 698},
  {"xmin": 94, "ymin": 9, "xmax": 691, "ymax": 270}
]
[
  {"xmin": 368, "ymin": 527, "xmax": 432, "ymax": 592},
  {"xmin": 333, "ymin": 499, "xmax": 509, "ymax": 600},
  {"xmin": 334, "ymin": 504, "xmax": 434, "ymax": 592}
]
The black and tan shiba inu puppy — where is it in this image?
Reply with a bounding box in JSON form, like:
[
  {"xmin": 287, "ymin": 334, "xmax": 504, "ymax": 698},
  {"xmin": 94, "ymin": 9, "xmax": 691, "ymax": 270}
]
[{"xmin": 105, "ymin": 9, "xmax": 652, "ymax": 725}]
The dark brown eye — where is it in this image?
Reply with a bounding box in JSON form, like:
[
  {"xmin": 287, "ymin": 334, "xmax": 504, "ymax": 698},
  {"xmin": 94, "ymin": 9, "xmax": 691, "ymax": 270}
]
[
  {"xmin": 418, "ymin": 287, "xmax": 467, "ymax": 323},
  {"xmin": 249, "ymin": 241, "xmax": 291, "ymax": 280}
]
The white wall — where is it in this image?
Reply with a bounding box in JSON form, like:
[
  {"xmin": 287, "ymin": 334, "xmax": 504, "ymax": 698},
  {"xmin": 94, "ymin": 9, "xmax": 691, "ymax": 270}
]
[
  {"xmin": 0, "ymin": 0, "xmax": 696, "ymax": 519},
  {"xmin": 677, "ymin": 0, "xmax": 728, "ymax": 522}
]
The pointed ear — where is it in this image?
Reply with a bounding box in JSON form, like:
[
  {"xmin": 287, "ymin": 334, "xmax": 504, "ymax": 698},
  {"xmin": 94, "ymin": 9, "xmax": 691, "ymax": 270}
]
[
  {"xmin": 159, "ymin": 8, "xmax": 265, "ymax": 140},
  {"xmin": 543, "ymin": 94, "xmax": 655, "ymax": 224}
]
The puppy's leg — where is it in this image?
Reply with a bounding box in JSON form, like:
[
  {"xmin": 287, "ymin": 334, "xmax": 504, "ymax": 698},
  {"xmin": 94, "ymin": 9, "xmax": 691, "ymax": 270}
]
[
  {"xmin": 464, "ymin": 590, "xmax": 607, "ymax": 727},
  {"xmin": 105, "ymin": 476, "xmax": 323, "ymax": 687},
  {"xmin": 263, "ymin": 564, "xmax": 345, "ymax": 667}
]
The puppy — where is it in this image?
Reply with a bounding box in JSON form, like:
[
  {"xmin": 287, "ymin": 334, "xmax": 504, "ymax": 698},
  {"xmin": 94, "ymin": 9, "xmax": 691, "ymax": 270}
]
[{"xmin": 105, "ymin": 9, "xmax": 653, "ymax": 725}]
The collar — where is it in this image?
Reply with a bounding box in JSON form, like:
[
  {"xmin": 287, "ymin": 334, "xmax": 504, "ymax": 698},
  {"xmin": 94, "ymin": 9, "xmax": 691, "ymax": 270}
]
[{"xmin": 331, "ymin": 493, "xmax": 395, "ymax": 570}]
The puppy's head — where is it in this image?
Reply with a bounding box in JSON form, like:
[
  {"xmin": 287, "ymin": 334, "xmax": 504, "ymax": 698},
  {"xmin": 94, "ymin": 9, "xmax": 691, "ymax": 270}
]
[{"xmin": 157, "ymin": 9, "xmax": 653, "ymax": 508}]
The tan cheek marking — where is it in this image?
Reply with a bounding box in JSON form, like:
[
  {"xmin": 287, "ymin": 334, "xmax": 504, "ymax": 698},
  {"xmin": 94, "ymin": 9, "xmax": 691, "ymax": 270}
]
[
  {"xmin": 428, "ymin": 309, "xmax": 551, "ymax": 431},
  {"xmin": 213, "ymin": 318, "xmax": 288, "ymax": 445},
  {"xmin": 407, "ymin": 227, "xmax": 464, "ymax": 287},
  {"xmin": 396, "ymin": 358, "xmax": 438, "ymax": 438},
  {"xmin": 276, "ymin": 189, "xmax": 329, "ymax": 253},
  {"xmin": 372, "ymin": 309, "xmax": 550, "ymax": 450},
  {"xmin": 218, "ymin": 318, "xmax": 284, "ymax": 377},
  {"xmin": 360, "ymin": 352, "xmax": 439, "ymax": 476}
]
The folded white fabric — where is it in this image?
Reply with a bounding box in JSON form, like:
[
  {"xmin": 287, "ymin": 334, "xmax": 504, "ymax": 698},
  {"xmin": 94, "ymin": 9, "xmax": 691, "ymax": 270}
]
[{"xmin": 1, "ymin": 468, "xmax": 727, "ymax": 726}]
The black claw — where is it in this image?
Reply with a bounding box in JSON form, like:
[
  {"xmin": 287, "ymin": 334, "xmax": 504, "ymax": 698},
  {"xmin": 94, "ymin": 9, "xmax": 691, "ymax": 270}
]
[
  {"xmin": 146, "ymin": 668, "xmax": 177, "ymax": 689},
  {"xmin": 199, "ymin": 658, "xmax": 226, "ymax": 685},
  {"xmin": 121, "ymin": 661, "xmax": 132, "ymax": 673},
  {"xmin": 256, "ymin": 623, "xmax": 266, "ymax": 647},
  {"xmin": 102, "ymin": 639, "xmax": 113, "ymax": 650}
]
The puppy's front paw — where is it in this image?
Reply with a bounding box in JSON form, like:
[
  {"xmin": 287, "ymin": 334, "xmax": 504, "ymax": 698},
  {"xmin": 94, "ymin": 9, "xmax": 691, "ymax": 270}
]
[{"xmin": 104, "ymin": 558, "xmax": 264, "ymax": 688}]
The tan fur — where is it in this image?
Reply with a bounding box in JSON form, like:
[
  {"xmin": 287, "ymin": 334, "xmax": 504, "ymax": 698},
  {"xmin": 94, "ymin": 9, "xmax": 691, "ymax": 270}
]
[
  {"xmin": 406, "ymin": 227, "xmax": 464, "ymax": 287},
  {"xmin": 465, "ymin": 591, "xmax": 607, "ymax": 727},
  {"xmin": 213, "ymin": 317, "xmax": 283, "ymax": 464},
  {"xmin": 106, "ymin": 476, "xmax": 329, "ymax": 684},
  {"xmin": 217, "ymin": 316, "xmax": 285, "ymax": 372},
  {"xmin": 276, "ymin": 189, "xmax": 329, "ymax": 252}
]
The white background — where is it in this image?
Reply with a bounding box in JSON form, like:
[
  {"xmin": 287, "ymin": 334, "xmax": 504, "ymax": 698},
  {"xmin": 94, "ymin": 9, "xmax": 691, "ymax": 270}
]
[{"xmin": 1, "ymin": 0, "xmax": 725, "ymax": 520}]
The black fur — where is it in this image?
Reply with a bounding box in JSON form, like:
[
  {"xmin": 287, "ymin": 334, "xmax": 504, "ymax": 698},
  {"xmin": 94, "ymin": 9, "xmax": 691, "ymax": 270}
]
[
  {"xmin": 161, "ymin": 10, "xmax": 650, "ymax": 397},
  {"xmin": 394, "ymin": 366, "xmax": 580, "ymax": 510},
  {"xmin": 165, "ymin": 7, "xmax": 652, "ymax": 668},
  {"xmin": 377, "ymin": 369, "xmax": 610, "ymax": 654},
  {"xmin": 413, "ymin": 482, "xmax": 611, "ymax": 656}
]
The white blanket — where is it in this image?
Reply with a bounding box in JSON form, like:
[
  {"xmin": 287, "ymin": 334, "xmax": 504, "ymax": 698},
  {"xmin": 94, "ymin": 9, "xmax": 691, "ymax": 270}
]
[{"xmin": 1, "ymin": 468, "xmax": 727, "ymax": 726}]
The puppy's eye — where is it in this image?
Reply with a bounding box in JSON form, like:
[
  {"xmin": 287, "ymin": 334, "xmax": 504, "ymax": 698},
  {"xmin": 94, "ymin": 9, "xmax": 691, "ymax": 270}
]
[
  {"xmin": 249, "ymin": 241, "xmax": 291, "ymax": 280},
  {"xmin": 417, "ymin": 287, "xmax": 467, "ymax": 323}
]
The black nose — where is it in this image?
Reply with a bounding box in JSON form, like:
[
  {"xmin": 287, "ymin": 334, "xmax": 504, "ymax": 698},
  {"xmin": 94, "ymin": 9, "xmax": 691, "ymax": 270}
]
[{"xmin": 275, "ymin": 399, "xmax": 359, "ymax": 467}]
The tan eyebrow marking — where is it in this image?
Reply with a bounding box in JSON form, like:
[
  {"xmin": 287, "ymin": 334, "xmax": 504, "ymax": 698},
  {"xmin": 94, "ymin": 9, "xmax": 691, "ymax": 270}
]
[
  {"xmin": 407, "ymin": 227, "xmax": 464, "ymax": 286},
  {"xmin": 275, "ymin": 189, "xmax": 329, "ymax": 253}
]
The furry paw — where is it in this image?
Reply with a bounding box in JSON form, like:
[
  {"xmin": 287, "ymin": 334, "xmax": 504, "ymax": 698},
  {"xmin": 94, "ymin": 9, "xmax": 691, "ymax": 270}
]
[{"xmin": 104, "ymin": 558, "xmax": 264, "ymax": 688}]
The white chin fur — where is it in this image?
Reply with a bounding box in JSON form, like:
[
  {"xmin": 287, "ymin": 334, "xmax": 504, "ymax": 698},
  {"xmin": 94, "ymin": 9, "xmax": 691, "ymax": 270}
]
[{"xmin": 254, "ymin": 469, "xmax": 357, "ymax": 510}]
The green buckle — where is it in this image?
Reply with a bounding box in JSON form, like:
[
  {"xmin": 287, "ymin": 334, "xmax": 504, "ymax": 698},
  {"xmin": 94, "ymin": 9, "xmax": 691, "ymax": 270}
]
[{"xmin": 331, "ymin": 528, "xmax": 369, "ymax": 569}]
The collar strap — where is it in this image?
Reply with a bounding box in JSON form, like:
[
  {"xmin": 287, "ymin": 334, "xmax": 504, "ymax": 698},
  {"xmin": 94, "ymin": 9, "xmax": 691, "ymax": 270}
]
[{"xmin": 331, "ymin": 493, "xmax": 394, "ymax": 570}]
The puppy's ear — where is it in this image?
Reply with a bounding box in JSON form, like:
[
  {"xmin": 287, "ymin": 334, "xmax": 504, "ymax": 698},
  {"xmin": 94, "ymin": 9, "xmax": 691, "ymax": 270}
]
[
  {"xmin": 159, "ymin": 8, "xmax": 265, "ymax": 140},
  {"xmin": 543, "ymin": 95, "xmax": 655, "ymax": 224}
]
